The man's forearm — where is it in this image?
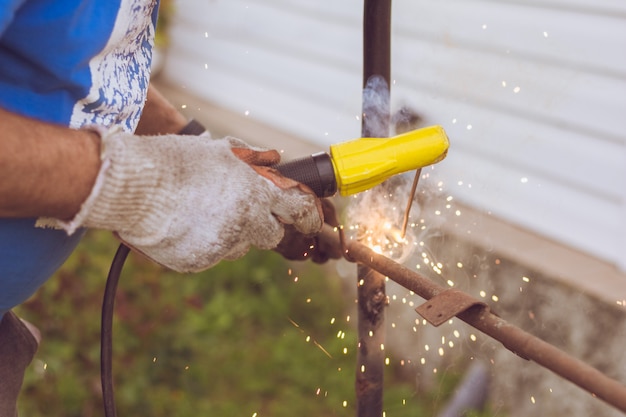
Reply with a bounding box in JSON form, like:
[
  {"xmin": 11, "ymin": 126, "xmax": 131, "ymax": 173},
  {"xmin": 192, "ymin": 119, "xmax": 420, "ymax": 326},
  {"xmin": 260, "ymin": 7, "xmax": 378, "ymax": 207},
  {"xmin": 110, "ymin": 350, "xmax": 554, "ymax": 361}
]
[
  {"xmin": 0, "ymin": 108, "xmax": 101, "ymax": 220},
  {"xmin": 135, "ymin": 85, "xmax": 189, "ymax": 135},
  {"xmin": 0, "ymin": 85, "xmax": 188, "ymax": 220}
]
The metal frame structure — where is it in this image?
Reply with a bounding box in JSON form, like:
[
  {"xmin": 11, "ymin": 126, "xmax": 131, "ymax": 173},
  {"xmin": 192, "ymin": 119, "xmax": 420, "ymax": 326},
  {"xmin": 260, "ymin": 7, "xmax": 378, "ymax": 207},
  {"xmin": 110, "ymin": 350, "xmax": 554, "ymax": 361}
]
[
  {"xmin": 321, "ymin": 225, "xmax": 626, "ymax": 414},
  {"xmin": 355, "ymin": 1, "xmax": 626, "ymax": 414}
]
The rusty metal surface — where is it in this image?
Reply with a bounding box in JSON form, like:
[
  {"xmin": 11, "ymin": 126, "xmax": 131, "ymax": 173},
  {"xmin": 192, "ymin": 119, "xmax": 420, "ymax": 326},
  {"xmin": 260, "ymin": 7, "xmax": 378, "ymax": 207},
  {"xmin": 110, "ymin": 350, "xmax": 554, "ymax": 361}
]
[
  {"xmin": 415, "ymin": 289, "xmax": 488, "ymax": 327},
  {"xmin": 358, "ymin": 0, "xmax": 392, "ymax": 415},
  {"xmin": 322, "ymin": 224, "xmax": 626, "ymax": 413},
  {"xmin": 400, "ymin": 169, "xmax": 421, "ymax": 238},
  {"xmin": 355, "ymin": 265, "xmax": 386, "ymax": 416}
]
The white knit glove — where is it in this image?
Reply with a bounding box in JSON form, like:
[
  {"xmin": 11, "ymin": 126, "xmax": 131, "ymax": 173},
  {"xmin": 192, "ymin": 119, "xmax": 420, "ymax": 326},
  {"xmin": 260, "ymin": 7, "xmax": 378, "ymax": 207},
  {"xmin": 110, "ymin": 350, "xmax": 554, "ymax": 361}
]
[{"xmin": 43, "ymin": 128, "xmax": 323, "ymax": 272}]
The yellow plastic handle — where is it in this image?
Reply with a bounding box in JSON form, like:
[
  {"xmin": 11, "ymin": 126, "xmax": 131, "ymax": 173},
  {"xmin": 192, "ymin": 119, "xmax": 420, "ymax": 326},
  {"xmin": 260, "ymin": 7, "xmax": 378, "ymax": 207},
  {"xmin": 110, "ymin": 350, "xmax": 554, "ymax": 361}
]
[{"xmin": 329, "ymin": 125, "xmax": 449, "ymax": 196}]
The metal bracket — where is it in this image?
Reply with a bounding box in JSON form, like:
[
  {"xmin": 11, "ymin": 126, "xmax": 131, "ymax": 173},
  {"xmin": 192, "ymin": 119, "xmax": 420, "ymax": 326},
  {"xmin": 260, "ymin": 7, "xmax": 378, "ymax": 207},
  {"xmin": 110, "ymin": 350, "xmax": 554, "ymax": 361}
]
[{"xmin": 416, "ymin": 289, "xmax": 488, "ymax": 327}]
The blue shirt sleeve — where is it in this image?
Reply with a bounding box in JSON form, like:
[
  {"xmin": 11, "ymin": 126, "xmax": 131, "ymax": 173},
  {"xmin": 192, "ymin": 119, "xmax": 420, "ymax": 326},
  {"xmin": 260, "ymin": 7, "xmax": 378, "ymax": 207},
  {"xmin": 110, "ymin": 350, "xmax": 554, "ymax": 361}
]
[
  {"xmin": 0, "ymin": 219, "xmax": 85, "ymax": 316},
  {"xmin": 0, "ymin": 0, "xmax": 158, "ymax": 314},
  {"xmin": 0, "ymin": 0, "xmax": 28, "ymax": 37}
]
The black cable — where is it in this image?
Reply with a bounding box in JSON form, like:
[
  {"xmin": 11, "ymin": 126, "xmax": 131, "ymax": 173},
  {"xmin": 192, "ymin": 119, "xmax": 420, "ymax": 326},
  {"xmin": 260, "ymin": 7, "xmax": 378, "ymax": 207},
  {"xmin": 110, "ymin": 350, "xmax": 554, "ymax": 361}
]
[
  {"xmin": 101, "ymin": 243, "xmax": 130, "ymax": 417},
  {"xmin": 100, "ymin": 120, "xmax": 206, "ymax": 417}
]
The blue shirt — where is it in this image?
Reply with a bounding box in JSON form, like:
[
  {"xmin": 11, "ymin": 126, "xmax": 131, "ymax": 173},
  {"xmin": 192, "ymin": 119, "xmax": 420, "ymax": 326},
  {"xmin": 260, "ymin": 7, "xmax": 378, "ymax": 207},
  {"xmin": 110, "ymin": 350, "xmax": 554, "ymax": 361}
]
[{"xmin": 0, "ymin": 0, "xmax": 159, "ymax": 316}]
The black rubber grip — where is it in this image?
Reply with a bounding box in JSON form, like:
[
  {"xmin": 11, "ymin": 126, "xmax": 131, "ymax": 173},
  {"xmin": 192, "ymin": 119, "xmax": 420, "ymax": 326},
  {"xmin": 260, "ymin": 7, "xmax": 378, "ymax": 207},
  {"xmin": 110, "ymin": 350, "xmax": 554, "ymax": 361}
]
[
  {"xmin": 274, "ymin": 152, "xmax": 337, "ymax": 198},
  {"xmin": 177, "ymin": 119, "xmax": 207, "ymax": 135}
]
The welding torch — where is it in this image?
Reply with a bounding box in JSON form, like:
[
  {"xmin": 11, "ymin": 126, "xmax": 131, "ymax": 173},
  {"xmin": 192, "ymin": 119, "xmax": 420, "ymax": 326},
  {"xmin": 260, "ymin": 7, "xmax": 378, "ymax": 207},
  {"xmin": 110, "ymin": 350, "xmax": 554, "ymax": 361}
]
[{"xmin": 275, "ymin": 125, "xmax": 449, "ymax": 197}]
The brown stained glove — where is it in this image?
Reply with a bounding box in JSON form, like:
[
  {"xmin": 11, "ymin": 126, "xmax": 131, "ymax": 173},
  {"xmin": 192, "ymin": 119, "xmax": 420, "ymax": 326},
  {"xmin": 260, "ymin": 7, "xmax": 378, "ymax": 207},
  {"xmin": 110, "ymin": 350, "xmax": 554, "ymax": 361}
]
[
  {"xmin": 274, "ymin": 198, "xmax": 343, "ymax": 264},
  {"xmin": 231, "ymin": 146, "xmax": 324, "ymax": 231},
  {"xmin": 232, "ymin": 146, "xmax": 341, "ymax": 264}
]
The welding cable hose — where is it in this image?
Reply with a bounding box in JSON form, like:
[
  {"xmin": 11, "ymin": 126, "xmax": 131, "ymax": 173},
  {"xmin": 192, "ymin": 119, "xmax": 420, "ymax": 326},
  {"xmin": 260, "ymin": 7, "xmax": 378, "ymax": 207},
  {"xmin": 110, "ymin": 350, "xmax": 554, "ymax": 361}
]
[
  {"xmin": 101, "ymin": 243, "xmax": 129, "ymax": 417},
  {"xmin": 103, "ymin": 119, "xmax": 209, "ymax": 416}
]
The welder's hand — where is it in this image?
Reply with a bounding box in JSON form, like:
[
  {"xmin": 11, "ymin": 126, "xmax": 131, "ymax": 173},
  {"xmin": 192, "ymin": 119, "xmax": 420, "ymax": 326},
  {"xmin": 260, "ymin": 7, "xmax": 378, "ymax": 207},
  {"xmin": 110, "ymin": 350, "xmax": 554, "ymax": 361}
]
[
  {"xmin": 274, "ymin": 199, "xmax": 342, "ymax": 263},
  {"xmin": 40, "ymin": 128, "xmax": 323, "ymax": 273}
]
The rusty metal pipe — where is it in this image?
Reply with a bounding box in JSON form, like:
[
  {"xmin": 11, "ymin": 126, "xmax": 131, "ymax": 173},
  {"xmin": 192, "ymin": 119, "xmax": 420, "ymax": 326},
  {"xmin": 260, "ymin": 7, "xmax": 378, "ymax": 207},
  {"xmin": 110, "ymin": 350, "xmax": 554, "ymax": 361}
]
[
  {"xmin": 358, "ymin": 1, "xmax": 392, "ymax": 415},
  {"xmin": 319, "ymin": 225, "xmax": 626, "ymax": 413},
  {"xmin": 355, "ymin": 265, "xmax": 386, "ymax": 415}
]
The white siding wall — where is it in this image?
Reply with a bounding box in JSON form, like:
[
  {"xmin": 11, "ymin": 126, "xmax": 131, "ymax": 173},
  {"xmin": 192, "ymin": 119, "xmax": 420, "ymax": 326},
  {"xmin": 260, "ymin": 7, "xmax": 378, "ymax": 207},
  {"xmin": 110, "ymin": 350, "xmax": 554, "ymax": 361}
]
[{"xmin": 163, "ymin": 0, "xmax": 626, "ymax": 271}]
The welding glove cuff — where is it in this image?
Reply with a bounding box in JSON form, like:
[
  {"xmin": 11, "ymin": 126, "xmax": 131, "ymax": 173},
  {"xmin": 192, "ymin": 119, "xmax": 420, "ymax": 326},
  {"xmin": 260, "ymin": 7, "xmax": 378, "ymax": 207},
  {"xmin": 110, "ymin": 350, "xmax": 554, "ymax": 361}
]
[{"xmin": 40, "ymin": 127, "xmax": 323, "ymax": 273}]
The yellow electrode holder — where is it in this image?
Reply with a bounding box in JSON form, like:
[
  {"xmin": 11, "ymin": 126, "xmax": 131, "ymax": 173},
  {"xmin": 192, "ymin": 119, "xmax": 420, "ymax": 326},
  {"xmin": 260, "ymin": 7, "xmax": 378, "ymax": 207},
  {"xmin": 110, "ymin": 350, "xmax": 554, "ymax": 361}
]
[
  {"xmin": 329, "ymin": 125, "xmax": 449, "ymax": 196},
  {"xmin": 274, "ymin": 125, "xmax": 449, "ymax": 198}
]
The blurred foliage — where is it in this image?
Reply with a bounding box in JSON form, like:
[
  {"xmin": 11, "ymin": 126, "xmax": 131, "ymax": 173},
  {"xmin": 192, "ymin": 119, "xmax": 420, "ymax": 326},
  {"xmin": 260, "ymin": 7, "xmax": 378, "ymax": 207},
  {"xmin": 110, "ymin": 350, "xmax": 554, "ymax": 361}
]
[{"xmin": 15, "ymin": 230, "xmax": 495, "ymax": 417}]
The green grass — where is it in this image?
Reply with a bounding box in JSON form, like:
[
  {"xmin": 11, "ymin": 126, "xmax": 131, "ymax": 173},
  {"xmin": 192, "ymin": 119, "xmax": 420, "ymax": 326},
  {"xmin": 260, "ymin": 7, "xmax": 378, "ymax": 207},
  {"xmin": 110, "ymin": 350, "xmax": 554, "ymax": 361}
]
[{"xmin": 15, "ymin": 230, "xmax": 496, "ymax": 416}]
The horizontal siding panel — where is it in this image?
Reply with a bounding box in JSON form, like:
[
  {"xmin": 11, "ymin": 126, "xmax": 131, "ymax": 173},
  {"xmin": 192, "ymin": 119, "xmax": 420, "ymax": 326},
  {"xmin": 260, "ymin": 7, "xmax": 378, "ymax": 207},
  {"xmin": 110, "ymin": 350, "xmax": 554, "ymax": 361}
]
[
  {"xmin": 165, "ymin": 44, "xmax": 361, "ymax": 143},
  {"xmin": 427, "ymin": 152, "xmax": 623, "ymax": 264},
  {"xmin": 180, "ymin": 0, "xmax": 361, "ymax": 70},
  {"xmin": 393, "ymin": 0, "xmax": 626, "ymax": 78},
  {"xmin": 252, "ymin": 0, "xmax": 362, "ymax": 23},
  {"xmin": 389, "ymin": 85, "xmax": 625, "ymax": 202},
  {"xmin": 392, "ymin": 13, "xmax": 626, "ymax": 144},
  {"xmin": 393, "ymin": 40, "xmax": 626, "ymax": 144},
  {"xmin": 167, "ymin": 0, "xmax": 364, "ymax": 143},
  {"xmin": 170, "ymin": 30, "xmax": 356, "ymax": 110},
  {"xmin": 476, "ymin": 0, "xmax": 626, "ymax": 16},
  {"xmin": 389, "ymin": 0, "xmax": 626, "ymax": 270}
]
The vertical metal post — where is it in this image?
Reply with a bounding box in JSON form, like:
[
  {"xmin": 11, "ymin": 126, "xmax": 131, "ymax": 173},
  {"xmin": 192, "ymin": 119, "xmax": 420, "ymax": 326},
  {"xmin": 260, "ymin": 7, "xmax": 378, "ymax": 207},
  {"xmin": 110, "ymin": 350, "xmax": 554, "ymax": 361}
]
[
  {"xmin": 355, "ymin": 265, "xmax": 387, "ymax": 416},
  {"xmin": 362, "ymin": 0, "xmax": 392, "ymax": 96},
  {"xmin": 357, "ymin": 1, "xmax": 391, "ymax": 416}
]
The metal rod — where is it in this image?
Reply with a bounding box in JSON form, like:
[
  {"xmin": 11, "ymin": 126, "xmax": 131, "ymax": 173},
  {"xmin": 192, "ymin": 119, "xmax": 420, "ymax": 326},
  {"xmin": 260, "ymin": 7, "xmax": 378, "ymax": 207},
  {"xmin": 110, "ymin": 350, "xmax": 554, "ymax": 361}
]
[
  {"xmin": 363, "ymin": 0, "xmax": 392, "ymax": 91},
  {"xmin": 355, "ymin": 265, "xmax": 387, "ymax": 415},
  {"xmin": 400, "ymin": 169, "xmax": 421, "ymax": 238},
  {"xmin": 319, "ymin": 225, "xmax": 626, "ymax": 413},
  {"xmin": 359, "ymin": 1, "xmax": 392, "ymax": 415}
]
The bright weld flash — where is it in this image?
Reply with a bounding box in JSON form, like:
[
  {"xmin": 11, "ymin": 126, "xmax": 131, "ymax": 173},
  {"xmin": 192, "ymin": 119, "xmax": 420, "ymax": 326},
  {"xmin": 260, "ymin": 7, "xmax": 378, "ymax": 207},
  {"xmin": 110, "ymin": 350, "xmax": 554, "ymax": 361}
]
[{"xmin": 354, "ymin": 219, "xmax": 414, "ymax": 262}]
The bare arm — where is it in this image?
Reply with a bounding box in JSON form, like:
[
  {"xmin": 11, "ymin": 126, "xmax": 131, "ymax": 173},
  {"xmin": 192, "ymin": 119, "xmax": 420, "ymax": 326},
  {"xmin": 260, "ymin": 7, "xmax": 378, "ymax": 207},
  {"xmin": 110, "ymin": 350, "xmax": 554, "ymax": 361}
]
[
  {"xmin": 0, "ymin": 107, "xmax": 101, "ymax": 220},
  {"xmin": 0, "ymin": 84, "xmax": 188, "ymax": 220},
  {"xmin": 135, "ymin": 84, "xmax": 188, "ymax": 135}
]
